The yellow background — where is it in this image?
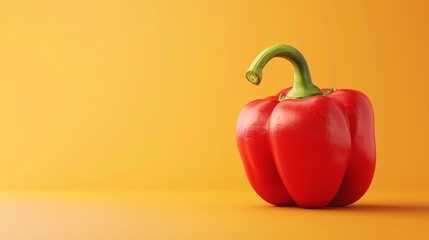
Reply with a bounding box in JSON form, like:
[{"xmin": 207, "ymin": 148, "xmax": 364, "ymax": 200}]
[
  {"xmin": 1, "ymin": 0, "xmax": 428, "ymax": 190},
  {"xmin": 0, "ymin": 0, "xmax": 428, "ymax": 239}
]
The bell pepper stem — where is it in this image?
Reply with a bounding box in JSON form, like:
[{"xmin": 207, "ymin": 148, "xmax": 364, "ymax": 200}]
[{"xmin": 246, "ymin": 44, "xmax": 322, "ymax": 99}]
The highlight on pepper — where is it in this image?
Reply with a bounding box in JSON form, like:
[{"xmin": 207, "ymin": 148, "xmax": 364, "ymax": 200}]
[{"xmin": 236, "ymin": 44, "xmax": 376, "ymax": 208}]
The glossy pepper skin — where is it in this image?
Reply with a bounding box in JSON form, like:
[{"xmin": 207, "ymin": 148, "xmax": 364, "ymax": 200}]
[{"xmin": 236, "ymin": 45, "xmax": 376, "ymax": 208}]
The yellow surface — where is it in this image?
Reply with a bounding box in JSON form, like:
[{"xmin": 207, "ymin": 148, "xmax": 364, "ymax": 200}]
[
  {"xmin": 0, "ymin": 189, "xmax": 428, "ymax": 239},
  {"xmin": 0, "ymin": 0, "xmax": 428, "ymax": 239}
]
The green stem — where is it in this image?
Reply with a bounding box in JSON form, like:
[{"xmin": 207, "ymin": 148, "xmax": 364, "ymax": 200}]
[{"xmin": 246, "ymin": 44, "xmax": 321, "ymax": 99}]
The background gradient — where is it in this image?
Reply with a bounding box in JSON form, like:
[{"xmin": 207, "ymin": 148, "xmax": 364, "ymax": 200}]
[{"xmin": 1, "ymin": 0, "xmax": 428, "ymax": 190}]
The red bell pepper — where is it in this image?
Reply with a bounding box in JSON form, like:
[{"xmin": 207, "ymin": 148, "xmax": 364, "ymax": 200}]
[{"xmin": 236, "ymin": 45, "xmax": 376, "ymax": 208}]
